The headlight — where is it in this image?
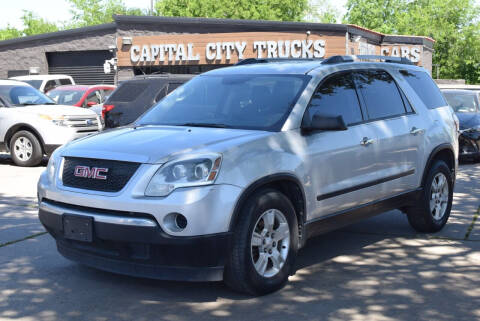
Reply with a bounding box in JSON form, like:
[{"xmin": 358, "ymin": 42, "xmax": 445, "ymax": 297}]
[
  {"xmin": 459, "ymin": 125, "xmax": 480, "ymax": 133},
  {"xmin": 46, "ymin": 155, "xmax": 56, "ymax": 183},
  {"xmin": 39, "ymin": 114, "xmax": 67, "ymax": 126},
  {"xmin": 145, "ymin": 154, "xmax": 222, "ymax": 197}
]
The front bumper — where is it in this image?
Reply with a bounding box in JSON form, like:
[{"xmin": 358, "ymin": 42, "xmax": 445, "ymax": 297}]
[
  {"xmin": 41, "ymin": 124, "xmax": 100, "ymax": 146},
  {"xmin": 39, "ymin": 199, "xmax": 232, "ymax": 281},
  {"xmin": 459, "ymin": 131, "xmax": 480, "ymax": 160}
]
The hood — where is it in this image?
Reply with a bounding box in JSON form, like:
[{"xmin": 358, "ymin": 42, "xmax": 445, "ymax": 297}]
[
  {"xmin": 60, "ymin": 125, "xmax": 270, "ymax": 163},
  {"xmin": 455, "ymin": 112, "xmax": 480, "ymax": 129},
  {"xmin": 13, "ymin": 104, "xmax": 97, "ymax": 118}
]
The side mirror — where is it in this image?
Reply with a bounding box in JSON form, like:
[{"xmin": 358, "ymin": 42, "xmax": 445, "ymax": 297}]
[
  {"xmin": 302, "ymin": 113, "xmax": 348, "ymax": 133},
  {"xmin": 87, "ymin": 101, "xmax": 97, "ymax": 107}
]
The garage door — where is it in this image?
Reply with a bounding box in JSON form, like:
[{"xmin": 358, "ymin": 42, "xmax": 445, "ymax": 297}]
[{"xmin": 47, "ymin": 51, "xmax": 114, "ymax": 85}]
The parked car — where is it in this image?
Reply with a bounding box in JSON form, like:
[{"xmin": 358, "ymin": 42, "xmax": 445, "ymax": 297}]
[
  {"xmin": 46, "ymin": 85, "xmax": 116, "ymax": 108},
  {"xmin": 38, "ymin": 56, "xmax": 458, "ymax": 295},
  {"xmin": 102, "ymin": 74, "xmax": 194, "ymax": 128},
  {"xmin": 0, "ymin": 80, "xmax": 101, "ymax": 166},
  {"xmin": 10, "ymin": 75, "xmax": 75, "ymax": 93},
  {"xmin": 442, "ymin": 89, "xmax": 480, "ymax": 161}
]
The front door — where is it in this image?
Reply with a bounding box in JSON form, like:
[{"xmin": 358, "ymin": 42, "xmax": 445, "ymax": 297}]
[{"xmin": 303, "ymin": 71, "xmax": 382, "ymax": 221}]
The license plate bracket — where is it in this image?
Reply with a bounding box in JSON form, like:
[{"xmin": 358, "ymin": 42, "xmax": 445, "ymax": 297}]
[{"xmin": 63, "ymin": 214, "xmax": 93, "ymax": 242}]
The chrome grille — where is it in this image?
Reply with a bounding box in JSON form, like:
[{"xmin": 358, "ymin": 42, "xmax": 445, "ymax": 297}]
[{"xmin": 64, "ymin": 115, "xmax": 99, "ymax": 133}]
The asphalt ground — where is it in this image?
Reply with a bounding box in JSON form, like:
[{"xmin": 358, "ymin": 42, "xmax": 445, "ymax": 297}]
[{"xmin": 0, "ymin": 153, "xmax": 479, "ymax": 321}]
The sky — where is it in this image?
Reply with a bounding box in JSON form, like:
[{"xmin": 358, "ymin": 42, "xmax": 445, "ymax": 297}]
[
  {"xmin": 0, "ymin": 0, "xmax": 155, "ymax": 29},
  {"xmin": 0, "ymin": 0, "xmax": 347, "ymax": 29}
]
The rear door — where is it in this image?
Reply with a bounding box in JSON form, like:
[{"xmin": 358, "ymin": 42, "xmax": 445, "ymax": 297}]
[
  {"xmin": 354, "ymin": 69, "xmax": 424, "ymax": 198},
  {"xmin": 303, "ymin": 71, "xmax": 382, "ymax": 220}
]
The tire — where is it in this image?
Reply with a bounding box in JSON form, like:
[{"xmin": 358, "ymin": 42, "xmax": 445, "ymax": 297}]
[
  {"xmin": 9, "ymin": 130, "xmax": 43, "ymax": 167},
  {"xmin": 406, "ymin": 160, "xmax": 453, "ymax": 233},
  {"xmin": 224, "ymin": 189, "xmax": 299, "ymax": 295}
]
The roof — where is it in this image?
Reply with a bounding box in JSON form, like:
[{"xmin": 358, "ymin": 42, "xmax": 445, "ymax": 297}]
[
  {"xmin": 206, "ymin": 60, "xmax": 324, "ymax": 75},
  {"xmin": 51, "ymin": 84, "xmax": 116, "ymax": 91},
  {"xmin": 10, "ymin": 75, "xmax": 73, "ymax": 80},
  {"xmin": 441, "ymin": 89, "xmax": 480, "ymax": 94},
  {"xmin": 438, "ymin": 84, "xmax": 480, "ymax": 90},
  {"xmin": 0, "ymin": 15, "xmax": 435, "ymax": 49},
  {"xmin": 0, "ymin": 23, "xmax": 116, "ymax": 48},
  {"xmin": 0, "ymin": 79, "xmax": 30, "ymax": 86},
  {"xmin": 206, "ymin": 56, "xmax": 422, "ymax": 76}
]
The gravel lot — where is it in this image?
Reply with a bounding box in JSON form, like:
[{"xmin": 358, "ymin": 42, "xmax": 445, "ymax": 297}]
[{"xmin": 0, "ymin": 154, "xmax": 479, "ymax": 321}]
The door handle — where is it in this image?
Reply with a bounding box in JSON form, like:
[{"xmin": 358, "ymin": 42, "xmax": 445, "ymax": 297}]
[
  {"xmin": 360, "ymin": 137, "xmax": 374, "ymax": 146},
  {"xmin": 410, "ymin": 127, "xmax": 425, "ymax": 135}
]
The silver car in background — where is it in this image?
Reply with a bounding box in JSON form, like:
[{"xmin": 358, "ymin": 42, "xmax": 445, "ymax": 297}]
[
  {"xmin": 38, "ymin": 56, "xmax": 458, "ymax": 295},
  {"xmin": 0, "ymin": 80, "xmax": 101, "ymax": 166}
]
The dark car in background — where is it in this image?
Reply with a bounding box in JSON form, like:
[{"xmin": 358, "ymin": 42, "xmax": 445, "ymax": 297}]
[
  {"xmin": 102, "ymin": 74, "xmax": 194, "ymax": 128},
  {"xmin": 442, "ymin": 89, "xmax": 480, "ymax": 161},
  {"xmin": 47, "ymin": 85, "xmax": 116, "ymax": 108}
]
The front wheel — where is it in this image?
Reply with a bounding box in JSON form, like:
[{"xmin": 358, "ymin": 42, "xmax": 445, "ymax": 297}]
[
  {"xmin": 406, "ymin": 160, "xmax": 453, "ymax": 232},
  {"xmin": 224, "ymin": 189, "xmax": 298, "ymax": 295},
  {"xmin": 10, "ymin": 130, "xmax": 43, "ymax": 167}
]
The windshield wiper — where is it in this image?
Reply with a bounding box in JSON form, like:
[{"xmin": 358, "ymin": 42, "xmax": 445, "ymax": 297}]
[{"xmin": 178, "ymin": 122, "xmax": 229, "ymax": 128}]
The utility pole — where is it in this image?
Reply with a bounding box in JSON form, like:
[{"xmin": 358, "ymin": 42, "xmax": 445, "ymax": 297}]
[
  {"xmin": 150, "ymin": 0, "xmax": 154, "ymax": 15},
  {"xmin": 433, "ymin": 64, "xmax": 440, "ymax": 79}
]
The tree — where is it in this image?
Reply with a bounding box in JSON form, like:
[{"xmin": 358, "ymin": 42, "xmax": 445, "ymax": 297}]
[
  {"xmin": 344, "ymin": 0, "xmax": 480, "ymax": 83},
  {"xmin": 21, "ymin": 11, "xmax": 59, "ymax": 36},
  {"xmin": 306, "ymin": 0, "xmax": 341, "ymax": 23},
  {"xmin": 0, "ymin": 11, "xmax": 58, "ymax": 41},
  {"xmin": 0, "ymin": 25, "xmax": 22, "ymax": 41},
  {"xmin": 67, "ymin": 0, "xmax": 147, "ymax": 27},
  {"xmin": 155, "ymin": 0, "xmax": 309, "ymax": 21}
]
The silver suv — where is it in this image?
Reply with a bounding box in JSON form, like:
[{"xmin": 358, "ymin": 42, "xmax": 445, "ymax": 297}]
[{"xmin": 38, "ymin": 56, "xmax": 459, "ymax": 295}]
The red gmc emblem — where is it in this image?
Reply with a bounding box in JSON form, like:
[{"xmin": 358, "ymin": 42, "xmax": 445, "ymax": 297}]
[{"xmin": 74, "ymin": 166, "xmax": 109, "ymax": 180}]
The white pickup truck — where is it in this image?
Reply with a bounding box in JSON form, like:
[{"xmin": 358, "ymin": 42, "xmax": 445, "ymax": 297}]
[{"xmin": 0, "ymin": 80, "xmax": 101, "ymax": 166}]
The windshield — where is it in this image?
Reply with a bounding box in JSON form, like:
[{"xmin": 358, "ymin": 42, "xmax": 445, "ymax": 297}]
[
  {"xmin": 21, "ymin": 80, "xmax": 42, "ymax": 89},
  {"xmin": 137, "ymin": 74, "xmax": 310, "ymax": 131},
  {"xmin": 47, "ymin": 89, "xmax": 85, "ymax": 105},
  {"xmin": 443, "ymin": 92, "xmax": 479, "ymax": 113},
  {"xmin": 0, "ymin": 85, "xmax": 56, "ymax": 106}
]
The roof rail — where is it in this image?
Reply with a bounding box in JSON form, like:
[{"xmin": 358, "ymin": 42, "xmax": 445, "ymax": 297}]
[
  {"xmin": 355, "ymin": 55, "xmax": 414, "ymax": 65},
  {"xmin": 235, "ymin": 55, "xmax": 414, "ymax": 66},
  {"xmin": 235, "ymin": 58, "xmax": 323, "ymax": 65},
  {"xmin": 322, "ymin": 55, "xmax": 413, "ymax": 65},
  {"xmin": 321, "ymin": 56, "xmax": 354, "ymax": 64}
]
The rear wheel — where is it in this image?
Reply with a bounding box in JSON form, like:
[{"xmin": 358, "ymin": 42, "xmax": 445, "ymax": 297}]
[
  {"xmin": 406, "ymin": 160, "xmax": 453, "ymax": 232},
  {"xmin": 10, "ymin": 131, "xmax": 43, "ymax": 167},
  {"xmin": 224, "ymin": 189, "xmax": 298, "ymax": 295}
]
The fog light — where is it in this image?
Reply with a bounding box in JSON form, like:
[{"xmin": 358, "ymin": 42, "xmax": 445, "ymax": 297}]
[
  {"xmin": 175, "ymin": 214, "xmax": 187, "ymax": 229},
  {"xmin": 163, "ymin": 213, "xmax": 188, "ymax": 232}
]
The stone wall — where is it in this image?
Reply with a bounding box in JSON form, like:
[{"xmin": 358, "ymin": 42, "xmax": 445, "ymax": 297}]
[{"xmin": 0, "ymin": 29, "xmax": 116, "ymax": 78}]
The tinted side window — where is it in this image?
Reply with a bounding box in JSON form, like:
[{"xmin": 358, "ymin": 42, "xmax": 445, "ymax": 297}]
[
  {"xmin": 167, "ymin": 83, "xmax": 183, "ymax": 94},
  {"xmin": 355, "ymin": 70, "xmax": 406, "ymax": 120},
  {"xmin": 400, "ymin": 70, "xmax": 447, "ymax": 109},
  {"xmin": 60, "ymin": 78, "xmax": 72, "ymax": 85},
  {"xmin": 44, "ymin": 80, "xmax": 57, "ymax": 93},
  {"xmin": 107, "ymin": 81, "xmax": 149, "ymax": 103},
  {"xmin": 307, "ymin": 72, "xmax": 363, "ymax": 125}
]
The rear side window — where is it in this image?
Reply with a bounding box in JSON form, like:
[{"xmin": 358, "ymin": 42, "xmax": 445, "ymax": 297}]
[
  {"xmin": 107, "ymin": 81, "xmax": 149, "ymax": 103},
  {"xmin": 355, "ymin": 70, "xmax": 407, "ymax": 120},
  {"xmin": 400, "ymin": 70, "xmax": 447, "ymax": 109},
  {"xmin": 60, "ymin": 78, "xmax": 72, "ymax": 85},
  {"xmin": 307, "ymin": 72, "xmax": 363, "ymax": 125},
  {"xmin": 167, "ymin": 83, "xmax": 183, "ymax": 94}
]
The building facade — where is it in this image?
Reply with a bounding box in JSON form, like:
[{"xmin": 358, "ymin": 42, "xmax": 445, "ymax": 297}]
[{"xmin": 0, "ymin": 15, "xmax": 435, "ymax": 85}]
